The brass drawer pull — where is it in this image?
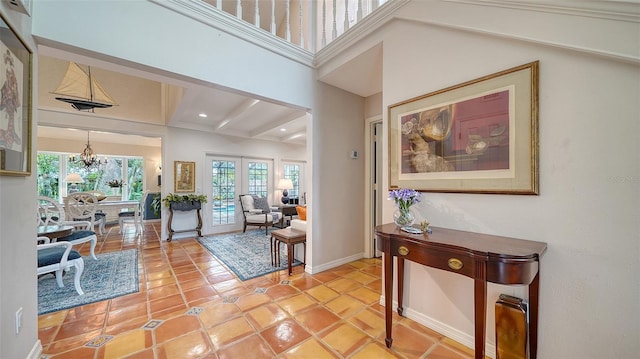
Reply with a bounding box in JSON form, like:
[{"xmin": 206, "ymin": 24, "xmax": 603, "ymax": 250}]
[
  {"xmin": 398, "ymin": 246, "xmax": 409, "ymax": 256},
  {"xmin": 448, "ymin": 258, "xmax": 463, "ymax": 270}
]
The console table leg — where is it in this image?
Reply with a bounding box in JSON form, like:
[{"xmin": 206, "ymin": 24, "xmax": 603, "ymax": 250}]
[
  {"xmin": 384, "ymin": 252, "xmax": 394, "ymax": 348},
  {"xmin": 529, "ymin": 271, "xmax": 540, "ymax": 359},
  {"xmin": 474, "ymin": 262, "xmax": 487, "ymax": 359},
  {"xmin": 397, "ymin": 257, "xmax": 405, "ymax": 316}
]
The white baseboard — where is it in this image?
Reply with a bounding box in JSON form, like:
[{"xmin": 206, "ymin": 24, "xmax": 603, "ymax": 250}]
[
  {"xmin": 28, "ymin": 340, "xmax": 42, "ymax": 359},
  {"xmin": 305, "ymin": 252, "xmax": 364, "ymax": 274},
  {"xmin": 380, "ymin": 295, "xmax": 496, "ymax": 358}
]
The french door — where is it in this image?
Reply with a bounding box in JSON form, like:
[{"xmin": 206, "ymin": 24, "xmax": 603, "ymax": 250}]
[{"xmin": 203, "ymin": 155, "xmax": 274, "ymax": 234}]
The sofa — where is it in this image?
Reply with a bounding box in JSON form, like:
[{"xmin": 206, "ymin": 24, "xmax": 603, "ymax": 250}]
[
  {"xmin": 290, "ymin": 218, "xmax": 307, "ymax": 232},
  {"xmin": 290, "ymin": 205, "xmax": 307, "ymax": 232}
]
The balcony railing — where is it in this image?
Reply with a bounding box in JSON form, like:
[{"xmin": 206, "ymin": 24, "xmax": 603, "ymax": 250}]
[{"xmin": 201, "ymin": 0, "xmax": 389, "ymax": 52}]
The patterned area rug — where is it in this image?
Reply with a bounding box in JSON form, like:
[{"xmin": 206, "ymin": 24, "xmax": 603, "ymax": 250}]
[
  {"xmin": 38, "ymin": 249, "xmax": 139, "ymax": 315},
  {"xmin": 198, "ymin": 229, "xmax": 301, "ymax": 281}
]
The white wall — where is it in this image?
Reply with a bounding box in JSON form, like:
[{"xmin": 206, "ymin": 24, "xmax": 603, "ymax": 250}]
[
  {"xmin": 378, "ymin": 5, "xmax": 640, "ymax": 359},
  {"xmin": 0, "ymin": 6, "xmax": 39, "ymax": 359},
  {"xmin": 32, "ymin": 0, "xmax": 315, "ymax": 111},
  {"xmin": 162, "ymin": 127, "xmax": 306, "ymax": 240}
]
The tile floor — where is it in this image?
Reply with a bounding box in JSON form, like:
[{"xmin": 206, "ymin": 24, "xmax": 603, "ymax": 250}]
[{"xmin": 38, "ymin": 222, "xmax": 480, "ymax": 359}]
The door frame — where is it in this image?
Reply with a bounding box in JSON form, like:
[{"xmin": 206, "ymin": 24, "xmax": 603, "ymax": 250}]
[{"xmin": 364, "ymin": 116, "xmax": 383, "ymax": 258}]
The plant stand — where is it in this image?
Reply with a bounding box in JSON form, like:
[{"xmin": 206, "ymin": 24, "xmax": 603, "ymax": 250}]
[{"xmin": 167, "ymin": 201, "xmax": 202, "ymax": 241}]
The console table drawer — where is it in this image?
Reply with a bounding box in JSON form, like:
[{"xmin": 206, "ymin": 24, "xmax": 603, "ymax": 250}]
[{"xmin": 391, "ymin": 240, "xmax": 474, "ymax": 278}]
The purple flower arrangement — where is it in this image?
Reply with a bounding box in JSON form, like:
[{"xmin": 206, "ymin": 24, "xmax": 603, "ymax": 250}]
[{"xmin": 388, "ymin": 188, "xmax": 421, "ymax": 213}]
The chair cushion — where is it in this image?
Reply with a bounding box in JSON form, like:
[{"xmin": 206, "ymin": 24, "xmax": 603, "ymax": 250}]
[
  {"xmin": 58, "ymin": 230, "xmax": 96, "ymax": 242},
  {"xmin": 246, "ymin": 213, "xmax": 279, "ymax": 223},
  {"xmin": 38, "ymin": 247, "xmax": 81, "ymax": 267},
  {"xmin": 296, "ymin": 206, "xmax": 307, "ymax": 221},
  {"xmin": 253, "ymin": 196, "xmax": 271, "ymax": 212},
  {"xmin": 240, "ymin": 195, "xmax": 255, "ymax": 211}
]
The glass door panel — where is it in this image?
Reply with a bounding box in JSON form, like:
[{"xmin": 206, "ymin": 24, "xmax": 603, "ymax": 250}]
[{"xmin": 205, "ymin": 155, "xmax": 240, "ymax": 234}]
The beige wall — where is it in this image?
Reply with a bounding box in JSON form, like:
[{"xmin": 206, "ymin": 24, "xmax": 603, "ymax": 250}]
[
  {"xmin": 378, "ymin": 3, "xmax": 639, "ymax": 358},
  {"xmin": 0, "ymin": 5, "xmax": 39, "ymax": 359}
]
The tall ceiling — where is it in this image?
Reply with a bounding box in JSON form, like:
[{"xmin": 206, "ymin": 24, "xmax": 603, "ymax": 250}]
[{"xmin": 37, "ymin": 48, "xmax": 309, "ymax": 147}]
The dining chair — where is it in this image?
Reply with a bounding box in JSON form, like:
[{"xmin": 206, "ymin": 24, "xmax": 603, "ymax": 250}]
[
  {"xmin": 37, "ymin": 237, "xmax": 85, "ymax": 296},
  {"xmin": 64, "ymin": 192, "xmax": 106, "ymax": 235},
  {"xmin": 38, "ymin": 196, "xmax": 98, "ymax": 260},
  {"xmin": 118, "ymin": 193, "xmax": 145, "ymax": 235}
]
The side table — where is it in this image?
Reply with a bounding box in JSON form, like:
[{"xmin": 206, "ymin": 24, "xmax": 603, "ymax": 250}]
[
  {"xmin": 275, "ymin": 204, "xmax": 298, "ymax": 228},
  {"xmin": 270, "ymin": 227, "xmax": 306, "ymax": 275}
]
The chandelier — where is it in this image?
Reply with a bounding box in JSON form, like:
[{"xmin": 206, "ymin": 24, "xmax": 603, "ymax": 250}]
[{"xmin": 69, "ymin": 131, "xmax": 107, "ymax": 168}]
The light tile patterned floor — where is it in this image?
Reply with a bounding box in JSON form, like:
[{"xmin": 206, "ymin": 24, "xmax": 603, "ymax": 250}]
[{"xmin": 38, "ymin": 223, "xmax": 481, "ymax": 359}]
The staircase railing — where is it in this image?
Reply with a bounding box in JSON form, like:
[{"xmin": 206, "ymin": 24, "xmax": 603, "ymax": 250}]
[{"xmin": 202, "ymin": 0, "xmax": 389, "ymax": 52}]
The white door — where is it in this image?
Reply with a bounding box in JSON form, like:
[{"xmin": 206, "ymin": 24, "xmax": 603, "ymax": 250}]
[
  {"xmin": 204, "ymin": 155, "xmax": 241, "ymax": 234},
  {"xmin": 203, "ymin": 156, "xmax": 274, "ymax": 235}
]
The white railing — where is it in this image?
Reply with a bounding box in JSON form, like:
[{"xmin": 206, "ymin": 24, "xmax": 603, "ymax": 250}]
[{"xmin": 203, "ymin": 0, "xmax": 389, "ymax": 52}]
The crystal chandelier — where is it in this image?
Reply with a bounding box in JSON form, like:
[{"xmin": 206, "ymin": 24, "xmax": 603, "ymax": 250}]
[{"xmin": 70, "ymin": 131, "xmax": 107, "ymax": 168}]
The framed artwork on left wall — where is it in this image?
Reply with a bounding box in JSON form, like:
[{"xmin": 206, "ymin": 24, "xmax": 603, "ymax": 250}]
[
  {"xmin": 0, "ymin": 14, "xmax": 32, "ymax": 176},
  {"xmin": 174, "ymin": 161, "xmax": 195, "ymax": 192}
]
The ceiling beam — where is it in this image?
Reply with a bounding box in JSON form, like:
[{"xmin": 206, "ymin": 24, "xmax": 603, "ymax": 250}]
[
  {"xmin": 249, "ymin": 112, "xmax": 306, "ymax": 138},
  {"xmin": 216, "ymin": 98, "xmax": 260, "ymax": 129}
]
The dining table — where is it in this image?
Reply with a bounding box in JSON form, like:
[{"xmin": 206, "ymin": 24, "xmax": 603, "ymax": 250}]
[{"xmin": 37, "ymin": 225, "xmax": 74, "ymax": 240}]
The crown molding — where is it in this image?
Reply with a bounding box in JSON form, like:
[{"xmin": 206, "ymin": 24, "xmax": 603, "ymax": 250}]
[
  {"xmin": 151, "ymin": 0, "xmax": 639, "ymax": 69},
  {"xmin": 445, "ymin": 0, "xmax": 640, "ymax": 22},
  {"xmin": 149, "ymin": 0, "xmax": 314, "ymax": 68}
]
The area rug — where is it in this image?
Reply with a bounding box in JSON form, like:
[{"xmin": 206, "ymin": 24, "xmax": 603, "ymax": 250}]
[
  {"xmin": 198, "ymin": 229, "xmax": 301, "ymax": 281},
  {"xmin": 38, "ymin": 249, "xmax": 139, "ymax": 315}
]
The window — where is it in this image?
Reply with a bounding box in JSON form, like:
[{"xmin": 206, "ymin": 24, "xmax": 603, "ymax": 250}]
[
  {"xmin": 37, "ymin": 152, "xmax": 144, "ymax": 201},
  {"xmin": 247, "ymin": 162, "xmax": 268, "ymax": 197},
  {"xmin": 37, "ymin": 153, "xmax": 60, "ymax": 199},
  {"xmin": 283, "ymin": 163, "xmax": 301, "ymax": 200}
]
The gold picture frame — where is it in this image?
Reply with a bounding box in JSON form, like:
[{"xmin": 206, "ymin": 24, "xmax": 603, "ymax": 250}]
[
  {"xmin": 0, "ymin": 14, "xmax": 32, "ymax": 176},
  {"xmin": 389, "ymin": 61, "xmax": 539, "ymax": 194},
  {"xmin": 174, "ymin": 161, "xmax": 195, "ymax": 193}
]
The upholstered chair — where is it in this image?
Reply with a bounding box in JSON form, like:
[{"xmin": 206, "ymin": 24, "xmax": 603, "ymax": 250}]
[
  {"xmin": 37, "ymin": 237, "xmax": 85, "ymax": 296},
  {"xmin": 238, "ymin": 194, "xmax": 281, "ymax": 235},
  {"xmin": 38, "ymin": 196, "xmax": 98, "ymax": 260},
  {"xmin": 64, "ymin": 192, "xmax": 106, "ymax": 235}
]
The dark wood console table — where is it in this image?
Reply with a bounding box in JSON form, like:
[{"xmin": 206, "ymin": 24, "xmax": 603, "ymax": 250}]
[{"xmin": 375, "ymin": 223, "xmax": 547, "ymax": 359}]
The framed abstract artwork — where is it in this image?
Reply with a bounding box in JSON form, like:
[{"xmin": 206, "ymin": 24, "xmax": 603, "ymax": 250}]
[
  {"xmin": 389, "ymin": 61, "xmax": 539, "ymax": 194},
  {"xmin": 174, "ymin": 161, "xmax": 195, "ymax": 193},
  {"xmin": 0, "ymin": 14, "xmax": 32, "ymax": 176}
]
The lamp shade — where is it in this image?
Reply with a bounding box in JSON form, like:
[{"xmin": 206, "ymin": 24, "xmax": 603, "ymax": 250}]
[
  {"xmin": 277, "ymin": 178, "xmax": 293, "ymax": 190},
  {"xmin": 64, "ymin": 173, "xmax": 85, "ymax": 183}
]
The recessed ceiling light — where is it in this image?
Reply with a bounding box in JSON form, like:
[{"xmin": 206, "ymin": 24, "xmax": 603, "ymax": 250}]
[
  {"xmin": 198, "ymin": 113, "xmax": 208, "ymax": 118},
  {"xmin": 280, "ymin": 128, "xmax": 287, "ymax": 132}
]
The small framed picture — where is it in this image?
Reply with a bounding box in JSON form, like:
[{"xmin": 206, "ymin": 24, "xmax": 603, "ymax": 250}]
[{"xmin": 174, "ymin": 161, "xmax": 195, "ymax": 193}]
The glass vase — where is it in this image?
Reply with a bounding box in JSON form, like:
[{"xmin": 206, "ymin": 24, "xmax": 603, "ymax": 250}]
[{"xmin": 393, "ymin": 208, "xmax": 415, "ymax": 227}]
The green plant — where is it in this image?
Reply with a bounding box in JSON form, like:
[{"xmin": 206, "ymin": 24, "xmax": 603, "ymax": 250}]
[
  {"xmin": 107, "ymin": 179, "xmax": 124, "ymax": 188},
  {"xmin": 161, "ymin": 193, "xmax": 208, "ymax": 207},
  {"xmin": 150, "ymin": 193, "xmax": 162, "ymax": 215}
]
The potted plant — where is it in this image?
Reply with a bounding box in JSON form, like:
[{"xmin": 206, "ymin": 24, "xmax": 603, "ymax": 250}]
[
  {"xmin": 107, "ymin": 179, "xmax": 125, "ymax": 196},
  {"xmin": 150, "ymin": 193, "xmax": 162, "ymax": 216},
  {"xmin": 162, "ymin": 193, "xmax": 208, "ymax": 211}
]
